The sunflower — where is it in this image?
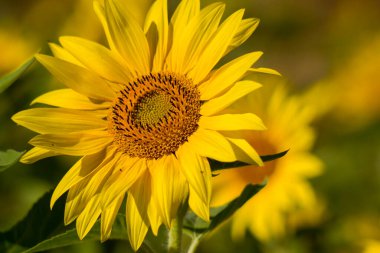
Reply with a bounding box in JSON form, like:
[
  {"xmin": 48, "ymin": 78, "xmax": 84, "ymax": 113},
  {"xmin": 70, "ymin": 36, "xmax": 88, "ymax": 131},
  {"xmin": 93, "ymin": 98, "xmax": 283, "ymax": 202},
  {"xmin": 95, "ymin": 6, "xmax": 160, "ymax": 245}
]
[
  {"xmin": 211, "ymin": 81, "xmax": 323, "ymax": 241},
  {"xmin": 12, "ymin": 0, "xmax": 269, "ymax": 250},
  {"xmin": 363, "ymin": 240, "xmax": 380, "ymax": 253}
]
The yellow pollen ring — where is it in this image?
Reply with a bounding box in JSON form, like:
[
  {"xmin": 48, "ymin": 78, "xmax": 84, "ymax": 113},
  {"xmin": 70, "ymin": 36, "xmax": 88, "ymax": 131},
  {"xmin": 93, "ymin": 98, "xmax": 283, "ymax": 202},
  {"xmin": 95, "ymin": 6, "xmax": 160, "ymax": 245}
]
[{"xmin": 108, "ymin": 72, "xmax": 201, "ymax": 160}]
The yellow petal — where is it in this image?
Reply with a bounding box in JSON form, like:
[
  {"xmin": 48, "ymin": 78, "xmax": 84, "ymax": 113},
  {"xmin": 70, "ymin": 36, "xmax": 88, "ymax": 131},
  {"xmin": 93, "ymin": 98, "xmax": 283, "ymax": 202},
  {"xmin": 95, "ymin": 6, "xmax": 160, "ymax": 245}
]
[
  {"xmin": 199, "ymin": 52, "xmax": 263, "ymax": 100},
  {"xmin": 64, "ymin": 148, "xmax": 118, "ymax": 224},
  {"xmin": 32, "ymin": 89, "xmax": 110, "ymax": 110},
  {"xmin": 249, "ymin": 67, "xmax": 282, "ymax": 76},
  {"xmin": 101, "ymin": 193, "xmax": 124, "ymax": 242},
  {"xmin": 51, "ymin": 150, "xmax": 107, "ymax": 209},
  {"xmin": 188, "ymin": 185, "xmax": 210, "ymax": 222},
  {"xmin": 105, "ymin": 0, "xmax": 150, "ymax": 75},
  {"xmin": 100, "ymin": 157, "xmax": 146, "ymax": 209},
  {"xmin": 188, "ymin": 9, "xmax": 244, "ymax": 83},
  {"xmin": 79, "ymin": 151, "xmax": 121, "ymax": 208},
  {"xmin": 182, "ymin": 3, "xmax": 224, "ymax": 73},
  {"xmin": 144, "ymin": 0, "xmax": 168, "ymax": 71},
  {"xmin": 126, "ymin": 170, "xmax": 151, "ymax": 251},
  {"xmin": 29, "ymin": 131, "xmax": 112, "ymax": 156},
  {"xmin": 177, "ymin": 143, "xmax": 211, "ymax": 206},
  {"xmin": 188, "ymin": 128, "xmax": 237, "ymax": 162},
  {"xmin": 126, "ymin": 194, "xmax": 149, "ymax": 251},
  {"xmin": 147, "ymin": 193, "xmax": 162, "ymax": 236},
  {"xmin": 167, "ymin": 3, "xmax": 224, "ymax": 73},
  {"xmin": 76, "ymin": 195, "xmax": 102, "ymax": 239},
  {"xmin": 65, "ymin": 180, "xmax": 89, "ymax": 225},
  {"xmin": 36, "ymin": 54, "xmax": 115, "ymax": 101},
  {"xmin": 200, "ymin": 80, "xmax": 262, "ymax": 116},
  {"xmin": 199, "ymin": 113, "xmax": 266, "ymax": 131},
  {"xmin": 170, "ymin": 0, "xmax": 200, "ymax": 39},
  {"xmin": 225, "ymin": 18, "xmax": 259, "ymax": 55},
  {"xmin": 59, "ymin": 36, "xmax": 132, "ymax": 83},
  {"xmin": 20, "ymin": 147, "xmax": 58, "ymax": 164},
  {"xmin": 93, "ymin": 1, "xmax": 115, "ymax": 49},
  {"xmin": 226, "ymin": 137, "xmax": 263, "ymax": 166},
  {"xmin": 48, "ymin": 43, "xmax": 83, "ymax": 66},
  {"xmin": 211, "ymin": 169, "xmax": 246, "ymax": 207},
  {"xmin": 149, "ymin": 155, "xmax": 188, "ymax": 227},
  {"xmin": 12, "ymin": 108, "xmax": 107, "ymax": 134},
  {"xmin": 96, "ymin": 0, "xmax": 154, "ymax": 28}
]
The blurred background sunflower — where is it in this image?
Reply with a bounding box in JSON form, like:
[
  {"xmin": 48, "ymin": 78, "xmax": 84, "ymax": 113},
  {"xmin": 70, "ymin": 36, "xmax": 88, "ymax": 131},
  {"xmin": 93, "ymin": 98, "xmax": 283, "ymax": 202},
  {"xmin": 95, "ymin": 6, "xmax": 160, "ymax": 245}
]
[{"xmin": 1, "ymin": 0, "xmax": 379, "ymax": 252}]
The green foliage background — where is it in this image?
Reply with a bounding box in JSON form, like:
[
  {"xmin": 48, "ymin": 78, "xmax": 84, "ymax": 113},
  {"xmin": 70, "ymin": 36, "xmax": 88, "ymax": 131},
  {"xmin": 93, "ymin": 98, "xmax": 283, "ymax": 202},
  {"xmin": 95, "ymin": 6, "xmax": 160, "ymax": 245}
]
[{"xmin": 1, "ymin": 0, "xmax": 379, "ymax": 252}]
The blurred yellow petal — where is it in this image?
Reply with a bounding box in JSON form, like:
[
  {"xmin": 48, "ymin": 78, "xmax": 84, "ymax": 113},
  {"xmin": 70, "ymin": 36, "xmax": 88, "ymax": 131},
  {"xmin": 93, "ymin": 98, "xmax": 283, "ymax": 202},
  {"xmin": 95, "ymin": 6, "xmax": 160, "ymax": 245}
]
[
  {"xmin": 211, "ymin": 168, "xmax": 246, "ymax": 207},
  {"xmin": 212, "ymin": 82, "xmax": 323, "ymax": 241}
]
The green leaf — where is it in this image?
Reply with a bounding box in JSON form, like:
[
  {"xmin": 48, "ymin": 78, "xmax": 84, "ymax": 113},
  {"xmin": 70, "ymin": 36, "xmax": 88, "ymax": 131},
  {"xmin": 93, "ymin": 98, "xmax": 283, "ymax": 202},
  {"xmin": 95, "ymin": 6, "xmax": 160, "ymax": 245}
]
[
  {"xmin": 183, "ymin": 183, "xmax": 266, "ymax": 233},
  {"xmin": 208, "ymin": 183, "xmax": 265, "ymax": 231},
  {"xmin": 209, "ymin": 149, "xmax": 288, "ymax": 172},
  {"xmin": 0, "ymin": 190, "xmax": 66, "ymax": 253},
  {"xmin": 0, "ymin": 57, "xmax": 35, "ymax": 93},
  {"xmin": 0, "ymin": 190, "xmax": 163, "ymax": 253},
  {"xmin": 0, "ymin": 149, "xmax": 25, "ymax": 172},
  {"xmin": 261, "ymin": 149, "xmax": 288, "ymax": 162},
  {"xmin": 21, "ymin": 214, "xmax": 129, "ymax": 253}
]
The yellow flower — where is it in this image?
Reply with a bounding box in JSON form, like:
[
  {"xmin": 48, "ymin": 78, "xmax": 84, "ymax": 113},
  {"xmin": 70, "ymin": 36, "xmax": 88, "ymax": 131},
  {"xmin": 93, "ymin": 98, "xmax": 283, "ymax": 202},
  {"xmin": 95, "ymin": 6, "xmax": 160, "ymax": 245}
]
[
  {"xmin": 363, "ymin": 240, "xmax": 380, "ymax": 253},
  {"xmin": 327, "ymin": 35, "xmax": 380, "ymax": 128},
  {"xmin": 0, "ymin": 29, "xmax": 36, "ymax": 74},
  {"xmin": 211, "ymin": 81, "xmax": 323, "ymax": 241},
  {"xmin": 12, "ymin": 0, "xmax": 270, "ymax": 250}
]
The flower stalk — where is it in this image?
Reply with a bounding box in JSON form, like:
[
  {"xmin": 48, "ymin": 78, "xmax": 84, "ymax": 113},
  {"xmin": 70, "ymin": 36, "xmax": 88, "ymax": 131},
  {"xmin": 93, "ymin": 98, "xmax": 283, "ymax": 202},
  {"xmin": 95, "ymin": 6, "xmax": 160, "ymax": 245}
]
[
  {"xmin": 168, "ymin": 202, "xmax": 188, "ymax": 253},
  {"xmin": 168, "ymin": 217, "xmax": 182, "ymax": 253}
]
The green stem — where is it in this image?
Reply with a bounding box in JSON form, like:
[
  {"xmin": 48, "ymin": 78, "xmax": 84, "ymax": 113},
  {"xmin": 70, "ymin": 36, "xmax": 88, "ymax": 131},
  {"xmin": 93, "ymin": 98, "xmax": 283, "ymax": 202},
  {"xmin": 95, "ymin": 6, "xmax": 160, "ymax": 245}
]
[
  {"xmin": 168, "ymin": 203, "xmax": 187, "ymax": 253},
  {"xmin": 187, "ymin": 234, "xmax": 201, "ymax": 253},
  {"xmin": 168, "ymin": 217, "xmax": 183, "ymax": 253}
]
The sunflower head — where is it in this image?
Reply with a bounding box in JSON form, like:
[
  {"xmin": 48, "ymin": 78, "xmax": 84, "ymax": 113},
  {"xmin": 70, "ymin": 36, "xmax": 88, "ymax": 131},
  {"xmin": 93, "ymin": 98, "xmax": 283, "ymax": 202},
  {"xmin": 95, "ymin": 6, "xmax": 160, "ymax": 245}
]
[
  {"xmin": 12, "ymin": 0, "xmax": 271, "ymax": 250},
  {"xmin": 109, "ymin": 72, "xmax": 201, "ymax": 159},
  {"xmin": 211, "ymin": 81, "xmax": 323, "ymax": 241}
]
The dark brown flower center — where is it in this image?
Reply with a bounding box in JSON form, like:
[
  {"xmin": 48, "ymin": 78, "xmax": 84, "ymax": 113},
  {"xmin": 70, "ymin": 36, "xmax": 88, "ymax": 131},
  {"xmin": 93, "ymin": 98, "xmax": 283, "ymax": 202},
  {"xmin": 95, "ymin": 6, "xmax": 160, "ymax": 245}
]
[{"xmin": 108, "ymin": 72, "xmax": 201, "ymax": 159}]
